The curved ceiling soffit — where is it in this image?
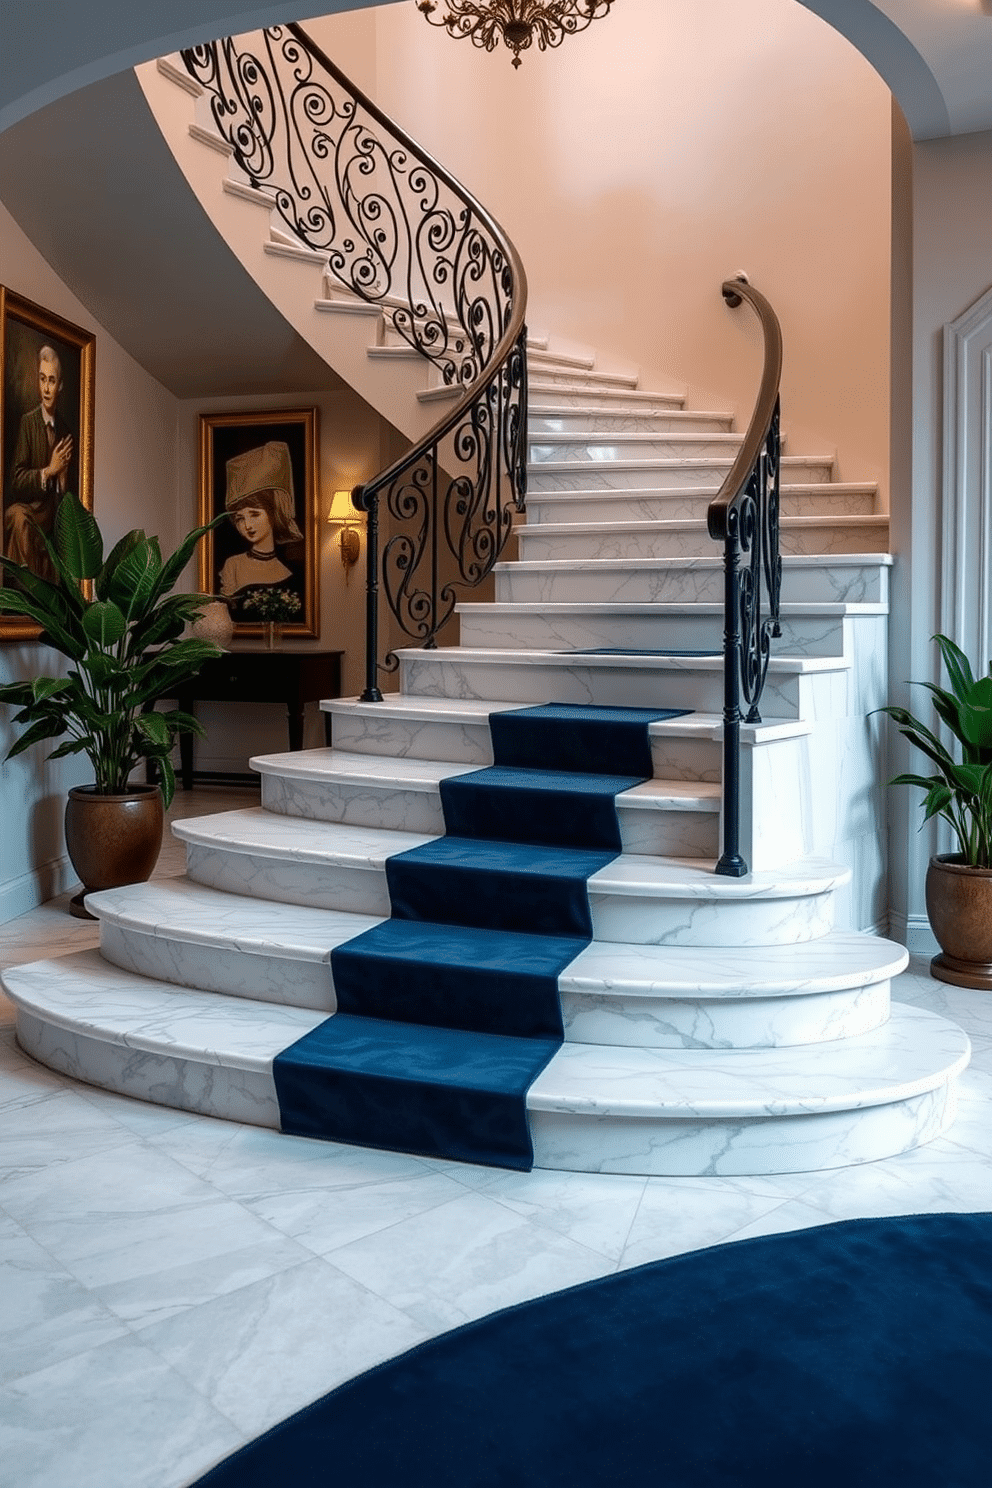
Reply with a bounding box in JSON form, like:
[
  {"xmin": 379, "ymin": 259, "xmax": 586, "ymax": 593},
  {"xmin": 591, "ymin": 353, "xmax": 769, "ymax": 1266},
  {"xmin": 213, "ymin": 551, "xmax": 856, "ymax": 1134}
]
[
  {"xmin": 798, "ymin": 0, "xmax": 950, "ymax": 139},
  {"xmin": 0, "ymin": 0, "xmax": 964, "ymax": 143},
  {"xmin": 0, "ymin": 0, "xmax": 403, "ymax": 135}
]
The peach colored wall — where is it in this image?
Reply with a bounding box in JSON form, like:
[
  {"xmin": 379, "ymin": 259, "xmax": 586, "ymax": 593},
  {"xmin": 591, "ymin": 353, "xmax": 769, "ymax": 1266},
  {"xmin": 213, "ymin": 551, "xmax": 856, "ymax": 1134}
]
[{"xmin": 307, "ymin": 0, "xmax": 892, "ymax": 498}]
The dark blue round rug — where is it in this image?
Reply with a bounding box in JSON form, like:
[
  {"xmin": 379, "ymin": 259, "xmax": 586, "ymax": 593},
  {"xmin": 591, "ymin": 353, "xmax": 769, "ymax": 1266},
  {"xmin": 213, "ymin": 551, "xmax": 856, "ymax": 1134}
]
[{"xmin": 190, "ymin": 1212, "xmax": 992, "ymax": 1486}]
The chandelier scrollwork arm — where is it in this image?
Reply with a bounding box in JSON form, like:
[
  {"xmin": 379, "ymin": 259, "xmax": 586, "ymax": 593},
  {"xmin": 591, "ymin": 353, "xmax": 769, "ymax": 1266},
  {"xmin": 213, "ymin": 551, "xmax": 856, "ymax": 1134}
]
[{"xmin": 417, "ymin": 0, "xmax": 617, "ymax": 69}]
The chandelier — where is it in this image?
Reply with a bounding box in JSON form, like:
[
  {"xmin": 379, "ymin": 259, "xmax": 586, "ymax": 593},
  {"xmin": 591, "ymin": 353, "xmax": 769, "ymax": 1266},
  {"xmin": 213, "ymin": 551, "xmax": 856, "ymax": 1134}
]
[{"xmin": 417, "ymin": 1, "xmax": 617, "ymax": 69}]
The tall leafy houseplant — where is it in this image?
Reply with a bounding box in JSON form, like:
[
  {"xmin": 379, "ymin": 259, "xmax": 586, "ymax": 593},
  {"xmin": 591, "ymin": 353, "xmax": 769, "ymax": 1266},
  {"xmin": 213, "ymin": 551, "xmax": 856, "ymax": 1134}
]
[
  {"xmin": 880, "ymin": 633, "xmax": 992, "ymax": 866},
  {"xmin": 0, "ymin": 493, "xmax": 223, "ymax": 808},
  {"xmin": 880, "ymin": 633, "xmax": 992, "ymax": 989}
]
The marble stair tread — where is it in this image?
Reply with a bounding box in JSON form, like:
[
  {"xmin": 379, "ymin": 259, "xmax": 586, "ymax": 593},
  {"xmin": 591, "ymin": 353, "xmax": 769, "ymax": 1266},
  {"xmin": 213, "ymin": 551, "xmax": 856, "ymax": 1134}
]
[
  {"xmin": 528, "ymin": 1004, "xmax": 971, "ymax": 1117},
  {"xmin": 524, "ymin": 482, "xmax": 877, "ymax": 502},
  {"xmin": 586, "ymin": 853, "xmax": 850, "ymax": 901},
  {"xmin": 321, "ymin": 694, "xmax": 811, "ymax": 746},
  {"xmin": 172, "ymin": 807, "xmax": 436, "ymax": 863},
  {"xmin": 560, "ymin": 932, "xmax": 907, "ymax": 1000},
  {"xmin": 250, "ymin": 746, "xmax": 721, "ymax": 811},
  {"xmin": 517, "ymin": 516, "xmax": 890, "ymax": 543},
  {"xmin": 527, "ymin": 454, "xmax": 834, "ymax": 485},
  {"xmin": 85, "ymin": 877, "xmax": 384, "ymax": 961},
  {"xmin": 495, "ymin": 553, "xmax": 892, "ymax": 606},
  {"xmin": 4, "ymin": 955, "xmax": 960, "ymax": 1114},
  {"xmin": 1, "ymin": 951, "xmax": 326, "ymax": 1072},
  {"xmin": 396, "ymin": 645, "xmax": 849, "ymax": 678},
  {"xmin": 527, "ymin": 407, "xmax": 734, "ymax": 433},
  {"xmin": 249, "ymin": 748, "xmax": 478, "ymax": 790}
]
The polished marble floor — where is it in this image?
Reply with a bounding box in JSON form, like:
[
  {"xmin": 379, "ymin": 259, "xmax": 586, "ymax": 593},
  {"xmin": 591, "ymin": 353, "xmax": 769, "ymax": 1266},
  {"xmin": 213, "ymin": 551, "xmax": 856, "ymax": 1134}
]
[{"xmin": 2, "ymin": 788, "xmax": 992, "ymax": 1487}]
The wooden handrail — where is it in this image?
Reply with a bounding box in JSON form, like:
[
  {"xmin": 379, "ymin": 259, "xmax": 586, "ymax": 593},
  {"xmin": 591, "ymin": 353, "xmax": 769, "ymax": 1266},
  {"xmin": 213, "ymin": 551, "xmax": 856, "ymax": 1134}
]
[{"xmin": 707, "ymin": 278, "xmax": 783, "ymax": 540}]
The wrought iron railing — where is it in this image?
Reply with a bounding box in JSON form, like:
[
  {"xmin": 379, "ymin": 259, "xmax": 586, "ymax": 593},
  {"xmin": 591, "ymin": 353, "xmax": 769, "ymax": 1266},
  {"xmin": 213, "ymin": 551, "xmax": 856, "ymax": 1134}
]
[
  {"xmin": 181, "ymin": 23, "xmax": 528, "ymax": 699},
  {"xmin": 707, "ymin": 278, "xmax": 783, "ymax": 877}
]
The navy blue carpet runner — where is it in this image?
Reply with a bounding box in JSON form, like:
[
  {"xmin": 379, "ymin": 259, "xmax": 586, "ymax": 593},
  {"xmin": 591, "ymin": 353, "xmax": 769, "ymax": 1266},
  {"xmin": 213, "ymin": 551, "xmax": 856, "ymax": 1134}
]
[{"xmin": 273, "ymin": 703, "xmax": 688, "ymax": 1169}]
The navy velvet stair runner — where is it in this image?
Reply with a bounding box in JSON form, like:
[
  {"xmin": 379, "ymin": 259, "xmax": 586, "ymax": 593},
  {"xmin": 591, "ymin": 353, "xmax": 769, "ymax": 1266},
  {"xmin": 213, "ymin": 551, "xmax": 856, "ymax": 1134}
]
[{"xmin": 273, "ymin": 704, "xmax": 688, "ymax": 1169}]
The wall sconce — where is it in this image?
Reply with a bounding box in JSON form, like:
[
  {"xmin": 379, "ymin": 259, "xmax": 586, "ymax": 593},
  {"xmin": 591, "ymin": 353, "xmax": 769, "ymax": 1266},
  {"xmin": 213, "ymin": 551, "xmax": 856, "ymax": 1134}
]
[{"xmin": 327, "ymin": 489, "xmax": 363, "ymax": 581}]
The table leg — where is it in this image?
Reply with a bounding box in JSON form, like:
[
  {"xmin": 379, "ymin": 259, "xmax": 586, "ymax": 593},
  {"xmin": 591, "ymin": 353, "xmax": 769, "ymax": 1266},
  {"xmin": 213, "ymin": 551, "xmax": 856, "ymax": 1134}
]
[{"xmin": 288, "ymin": 703, "xmax": 305, "ymax": 752}]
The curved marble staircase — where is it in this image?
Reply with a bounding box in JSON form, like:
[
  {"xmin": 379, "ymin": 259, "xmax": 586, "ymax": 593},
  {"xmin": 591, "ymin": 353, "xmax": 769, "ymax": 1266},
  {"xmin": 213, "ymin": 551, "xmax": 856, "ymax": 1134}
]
[
  {"xmin": 0, "ymin": 352, "xmax": 970, "ymax": 1175},
  {"xmin": 0, "ymin": 37, "xmax": 970, "ymax": 1174}
]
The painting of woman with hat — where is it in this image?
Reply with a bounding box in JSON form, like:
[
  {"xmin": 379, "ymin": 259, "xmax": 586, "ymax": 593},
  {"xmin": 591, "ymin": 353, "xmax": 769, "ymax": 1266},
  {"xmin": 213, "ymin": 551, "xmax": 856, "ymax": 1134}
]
[
  {"xmin": 218, "ymin": 440, "xmax": 306, "ymax": 623},
  {"xmin": 198, "ymin": 409, "xmax": 318, "ymax": 639}
]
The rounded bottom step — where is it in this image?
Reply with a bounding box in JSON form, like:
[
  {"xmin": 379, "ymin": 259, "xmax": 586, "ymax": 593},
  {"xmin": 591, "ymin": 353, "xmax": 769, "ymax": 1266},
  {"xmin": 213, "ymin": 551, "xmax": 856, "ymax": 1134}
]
[{"xmin": 2, "ymin": 953, "xmax": 970, "ymax": 1179}]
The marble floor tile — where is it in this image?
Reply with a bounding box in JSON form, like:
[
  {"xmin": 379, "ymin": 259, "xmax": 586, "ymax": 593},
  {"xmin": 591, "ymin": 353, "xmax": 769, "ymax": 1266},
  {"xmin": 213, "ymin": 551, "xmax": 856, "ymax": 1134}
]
[
  {"xmin": 617, "ymin": 1172, "xmax": 814, "ymax": 1270},
  {"xmin": 139, "ymin": 1255, "xmax": 428, "ymax": 1437},
  {"xmin": 468, "ymin": 1167, "xmax": 649, "ymax": 1261},
  {"xmin": 0, "ymin": 1222, "xmax": 129, "ymax": 1383},
  {"xmin": 0, "ymin": 1140, "xmax": 297, "ymax": 1292},
  {"xmin": 0, "ymin": 1086, "xmax": 141, "ymax": 1180},
  {"xmin": 326, "ymin": 1188, "xmax": 617, "ymax": 1334},
  {"xmin": 0, "ymin": 1334, "xmax": 245, "ymax": 1488}
]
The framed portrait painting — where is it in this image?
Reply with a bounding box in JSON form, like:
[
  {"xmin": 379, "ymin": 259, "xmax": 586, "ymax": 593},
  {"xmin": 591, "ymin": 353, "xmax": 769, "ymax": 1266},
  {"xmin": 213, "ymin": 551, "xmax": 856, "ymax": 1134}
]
[
  {"xmin": 0, "ymin": 288, "xmax": 95, "ymax": 639},
  {"xmin": 198, "ymin": 409, "xmax": 319, "ymax": 641}
]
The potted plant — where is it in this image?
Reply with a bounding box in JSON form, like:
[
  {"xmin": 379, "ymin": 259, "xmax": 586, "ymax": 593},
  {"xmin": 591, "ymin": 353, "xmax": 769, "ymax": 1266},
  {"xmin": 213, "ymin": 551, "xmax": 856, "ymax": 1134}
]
[
  {"xmin": 0, "ymin": 493, "xmax": 224, "ymax": 916},
  {"xmin": 880, "ymin": 632, "xmax": 992, "ymax": 988}
]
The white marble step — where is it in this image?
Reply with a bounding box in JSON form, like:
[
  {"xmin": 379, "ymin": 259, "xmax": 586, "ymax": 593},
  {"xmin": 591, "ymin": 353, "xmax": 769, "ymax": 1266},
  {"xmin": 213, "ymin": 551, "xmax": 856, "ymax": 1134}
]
[
  {"xmin": 515, "ymin": 515, "xmax": 891, "ymax": 561},
  {"xmin": 3, "ymin": 954, "xmax": 967, "ymax": 1175},
  {"xmin": 528, "ymin": 381, "xmax": 685, "ymax": 414},
  {"xmin": 526, "ymin": 354, "xmax": 636, "ymax": 387},
  {"xmin": 250, "ymin": 747, "xmax": 722, "ymax": 859},
  {"xmin": 528, "ymin": 1003, "xmax": 970, "ymax": 1176},
  {"xmin": 528, "ymin": 407, "xmax": 733, "ymax": 435},
  {"xmin": 321, "ymin": 695, "xmax": 805, "ymax": 772},
  {"xmin": 178, "ymin": 796, "xmax": 848, "ymax": 947},
  {"xmin": 397, "ymin": 644, "xmax": 850, "ymax": 719},
  {"xmin": 496, "ymin": 553, "xmax": 892, "ymax": 606},
  {"xmin": 83, "ymin": 879, "xmax": 905, "ymax": 1050},
  {"xmin": 523, "ymin": 483, "xmax": 878, "ymax": 524},
  {"xmin": 173, "ymin": 808, "xmax": 436, "ymax": 914},
  {"xmin": 528, "ymin": 454, "xmax": 834, "ymax": 493},
  {"xmin": 529, "ymin": 431, "xmax": 751, "ymax": 463},
  {"xmin": 455, "ymin": 601, "xmax": 884, "ymax": 657},
  {"xmin": 87, "ymin": 877, "xmax": 383, "ymax": 1011},
  {"xmin": 559, "ymin": 932, "xmax": 905, "ymax": 1048}
]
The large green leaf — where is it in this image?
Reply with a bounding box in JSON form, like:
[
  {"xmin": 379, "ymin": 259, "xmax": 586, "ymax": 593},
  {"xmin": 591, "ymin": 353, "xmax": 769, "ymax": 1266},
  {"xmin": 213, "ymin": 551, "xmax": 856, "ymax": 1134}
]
[
  {"xmin": 107, "ymin": 539, "xmax": 163, "ymax": 622},
  {"xmin": 153, "ymin": 511, "xmax": 227, "ymax": 603},
  {"xmin": 54, "ymin": 493, "xmax": 103, "ymax": 581},
  {"xmin": 31, "ymin": 677, "xmax": 73, "ymax": 705},
  {"xmin": 46, "ymin": 738, "xmax": 91, "ymax": 761},
  {"xmin": 134, "ymin": 711, "xmax": 170, "ymax": 749},
  {"xmin": 82, "ymin": 601, "xmax": 127, "ymax": 650},
  {"xmin": 5, "ymin": 715, "xmax": 66, "ymax": 759},
  {"xmin": 0, "ymin": 589, "xmax": 84, "ymax": 659},
  {"xmin": 935, "ymin": 632, "xmax": 976, "ymax": 699},
  {"xmin": 96, "ymin": 529, "xmax": 145, "ymax": 600}
]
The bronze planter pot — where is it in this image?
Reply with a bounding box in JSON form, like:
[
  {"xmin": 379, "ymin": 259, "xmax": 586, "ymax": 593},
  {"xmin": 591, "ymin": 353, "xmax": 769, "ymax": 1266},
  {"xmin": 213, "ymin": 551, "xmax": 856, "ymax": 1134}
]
[
  {"xmin": 926, "ymin": 852, "xmax": 992, "ymax": 990},
  {"xmin": 64, "ymin": 784, "xmax": 164, "ymax": 920}
]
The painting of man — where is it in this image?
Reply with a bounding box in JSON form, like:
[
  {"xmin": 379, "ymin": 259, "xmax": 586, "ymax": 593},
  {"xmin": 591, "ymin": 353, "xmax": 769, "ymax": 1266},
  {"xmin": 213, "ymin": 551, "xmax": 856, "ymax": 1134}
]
[
  {"xmin": 0, "ymin": 288, "xmax": 94, "ymax": 619},
  {"xmin": 4, "ymin": 346, "xmax": 77, "ymax": 580}
]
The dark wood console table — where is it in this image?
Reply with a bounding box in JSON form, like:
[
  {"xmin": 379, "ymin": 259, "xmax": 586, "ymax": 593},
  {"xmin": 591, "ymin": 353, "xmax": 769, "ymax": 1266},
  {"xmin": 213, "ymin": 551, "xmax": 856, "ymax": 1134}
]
[{"xmin": 174, "ymin": 649, "xmax": 343, "ymax": 789}]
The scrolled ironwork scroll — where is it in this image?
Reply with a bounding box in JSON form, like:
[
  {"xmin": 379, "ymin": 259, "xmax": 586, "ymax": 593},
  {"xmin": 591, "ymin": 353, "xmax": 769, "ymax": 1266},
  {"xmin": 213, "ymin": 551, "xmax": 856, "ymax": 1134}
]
[
  {"xmin": 181, "ymin": 24, "xmax": 516, "ymax": 387},
  {"xmin": 181, "ymin": 24, "xmax": 528, "ymax": 697}
]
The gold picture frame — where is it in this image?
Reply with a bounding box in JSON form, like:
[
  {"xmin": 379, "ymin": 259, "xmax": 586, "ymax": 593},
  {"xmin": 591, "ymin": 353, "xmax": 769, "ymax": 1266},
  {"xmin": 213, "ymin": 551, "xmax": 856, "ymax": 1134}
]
[
  {"xmin": 1, "ymin": 287, "xmax": 96, "ymax": 640},
  {"xmin": 198, "ymin": 408, "xmax": 319, "ymax": 640}
]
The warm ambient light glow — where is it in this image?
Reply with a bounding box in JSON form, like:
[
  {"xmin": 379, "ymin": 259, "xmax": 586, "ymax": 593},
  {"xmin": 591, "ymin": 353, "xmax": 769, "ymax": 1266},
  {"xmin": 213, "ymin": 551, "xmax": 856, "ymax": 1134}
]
[
  {"xmin": 416, "ymin": 0, "xmax": 616, "ymax": 70},
  {"xmin": 327, "ymin": 489, "xmax": 363, "ymax": 580}
]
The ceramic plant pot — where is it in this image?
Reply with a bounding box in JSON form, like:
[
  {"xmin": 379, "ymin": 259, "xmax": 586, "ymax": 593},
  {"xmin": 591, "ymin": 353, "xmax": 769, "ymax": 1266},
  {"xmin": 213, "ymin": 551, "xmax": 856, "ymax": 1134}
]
[
  {"xmin": 926, "ymin": 852, "xmax": 992, "ymax": 990},
  {"xmin": 64, "ymin": 784, "xmax": 164, "ymax": 920}
]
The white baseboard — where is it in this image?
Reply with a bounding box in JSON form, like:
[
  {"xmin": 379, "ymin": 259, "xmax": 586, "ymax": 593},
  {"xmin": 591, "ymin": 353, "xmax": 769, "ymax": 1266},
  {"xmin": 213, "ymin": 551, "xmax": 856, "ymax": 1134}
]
[
  {"xmin": 887, "ymin": 911, "xmax": 939, "ymax": 957},
  {"xmin": 0, "ymin": 855, "xmax": 79, "ymax": 926}
]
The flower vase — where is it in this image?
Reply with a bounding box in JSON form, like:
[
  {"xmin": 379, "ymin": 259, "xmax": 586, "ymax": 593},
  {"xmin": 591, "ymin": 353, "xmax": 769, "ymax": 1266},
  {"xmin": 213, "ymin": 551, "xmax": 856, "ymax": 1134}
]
[{"xmin": 264, "ymin": 621, "xmax": 283, "ymax": 650}]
